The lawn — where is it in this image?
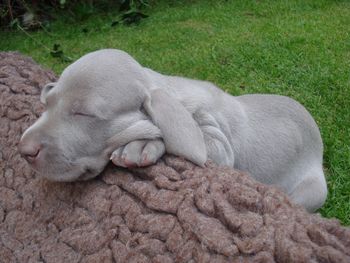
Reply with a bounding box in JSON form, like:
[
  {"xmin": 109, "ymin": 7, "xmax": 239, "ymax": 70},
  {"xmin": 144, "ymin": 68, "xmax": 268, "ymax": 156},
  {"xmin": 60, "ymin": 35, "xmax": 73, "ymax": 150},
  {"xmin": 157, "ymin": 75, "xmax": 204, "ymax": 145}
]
[{"xmin": 1, "ymin": 0, "xmax": 349, "ymax": 224}]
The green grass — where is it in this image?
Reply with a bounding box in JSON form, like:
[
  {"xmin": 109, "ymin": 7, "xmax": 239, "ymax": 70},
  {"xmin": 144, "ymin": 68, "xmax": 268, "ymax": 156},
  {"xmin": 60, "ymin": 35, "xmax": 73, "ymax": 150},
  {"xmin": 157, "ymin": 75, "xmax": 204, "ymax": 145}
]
[{"xmin": 1, "ymin": 0, "xmax": 349, "ymax": 224}]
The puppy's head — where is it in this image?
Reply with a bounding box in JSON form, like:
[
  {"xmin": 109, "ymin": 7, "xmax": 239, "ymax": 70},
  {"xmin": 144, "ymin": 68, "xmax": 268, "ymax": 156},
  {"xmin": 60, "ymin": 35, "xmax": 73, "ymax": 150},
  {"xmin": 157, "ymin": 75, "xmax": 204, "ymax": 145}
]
[{"xmin": 19, "ymin": 49, "xmax": 150, "ymax": 182}]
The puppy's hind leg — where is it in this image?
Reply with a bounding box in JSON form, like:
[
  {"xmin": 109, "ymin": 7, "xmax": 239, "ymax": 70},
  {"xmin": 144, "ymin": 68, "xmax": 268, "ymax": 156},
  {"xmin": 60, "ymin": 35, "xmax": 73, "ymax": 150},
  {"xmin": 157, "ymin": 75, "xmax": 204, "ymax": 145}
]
[
  {"xmin": 289, "ymin": 164, "xmax": 327, "ymax": 212},
  {"xmin": 111, "ymin": 139, "xmax": 165, "ymax": 168}
]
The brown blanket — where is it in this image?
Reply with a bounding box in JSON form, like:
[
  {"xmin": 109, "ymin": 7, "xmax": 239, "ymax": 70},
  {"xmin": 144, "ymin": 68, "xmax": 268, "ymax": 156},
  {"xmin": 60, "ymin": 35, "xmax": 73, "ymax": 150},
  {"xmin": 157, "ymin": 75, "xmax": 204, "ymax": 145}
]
[{"xmin": 1, "ymin": 52, "xmax": 349, "ymax": 263}]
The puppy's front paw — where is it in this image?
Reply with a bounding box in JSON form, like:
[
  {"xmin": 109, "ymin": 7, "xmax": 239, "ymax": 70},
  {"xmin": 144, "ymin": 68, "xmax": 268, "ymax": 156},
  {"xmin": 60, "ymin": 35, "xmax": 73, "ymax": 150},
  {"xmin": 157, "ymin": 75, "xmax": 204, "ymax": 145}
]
[{"xmin": 110, "ymin": 139, "xmax": 165, "ymax": 168}]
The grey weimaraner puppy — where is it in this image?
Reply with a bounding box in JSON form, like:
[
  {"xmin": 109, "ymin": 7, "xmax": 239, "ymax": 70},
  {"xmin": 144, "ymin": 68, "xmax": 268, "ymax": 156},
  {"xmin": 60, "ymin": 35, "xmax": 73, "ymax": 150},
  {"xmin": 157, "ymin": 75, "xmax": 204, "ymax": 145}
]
[{"xmin": 19, "ymin": 49, "xmax": 327, "ymax": 212}]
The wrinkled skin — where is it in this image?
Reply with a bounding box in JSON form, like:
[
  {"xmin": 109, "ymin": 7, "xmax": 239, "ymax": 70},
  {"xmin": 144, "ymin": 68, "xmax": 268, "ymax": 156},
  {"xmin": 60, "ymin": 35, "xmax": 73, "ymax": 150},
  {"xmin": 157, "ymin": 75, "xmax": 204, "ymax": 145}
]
[
  {"xmin": 19, "ymin": 49, "xmax": 205, "ymax": 182},
  {"xmin": 19, "ymin": 51, "xmax": 157, "ymax": 181},
  {"xmin": 19, "ymin": 49, "xmax": 327, "ymax": 212}
]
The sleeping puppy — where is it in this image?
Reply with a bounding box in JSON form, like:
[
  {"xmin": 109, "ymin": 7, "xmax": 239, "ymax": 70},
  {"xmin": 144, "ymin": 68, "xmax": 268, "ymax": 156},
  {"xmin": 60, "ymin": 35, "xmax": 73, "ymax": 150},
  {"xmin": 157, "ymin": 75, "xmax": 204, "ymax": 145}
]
[{"xmin": 19, "ymin": 49, "xmax": 327, "ymax": 212}]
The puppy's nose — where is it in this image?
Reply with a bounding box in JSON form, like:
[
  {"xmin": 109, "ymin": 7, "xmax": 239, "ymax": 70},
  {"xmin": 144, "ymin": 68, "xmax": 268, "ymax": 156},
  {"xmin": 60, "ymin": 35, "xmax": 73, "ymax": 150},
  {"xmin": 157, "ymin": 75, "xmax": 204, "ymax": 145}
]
[{"xmin": 19, "ymin": 140, "xmax": 41, "ymax": 163}]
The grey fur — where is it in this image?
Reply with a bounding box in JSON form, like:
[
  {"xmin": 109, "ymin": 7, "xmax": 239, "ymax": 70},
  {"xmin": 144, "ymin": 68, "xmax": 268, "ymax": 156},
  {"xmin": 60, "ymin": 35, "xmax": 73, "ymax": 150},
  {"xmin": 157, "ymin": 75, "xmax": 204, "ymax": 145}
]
[{"xmin": 19, "ymin": 49, "xmax": 327, "ymax": 211}]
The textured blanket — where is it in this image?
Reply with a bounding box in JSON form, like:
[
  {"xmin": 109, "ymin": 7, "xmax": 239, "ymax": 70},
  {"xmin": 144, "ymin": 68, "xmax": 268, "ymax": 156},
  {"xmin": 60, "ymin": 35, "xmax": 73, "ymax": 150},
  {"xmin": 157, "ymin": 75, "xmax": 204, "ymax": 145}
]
[{"xmin": 0, "ymin": 52, "xmax": 349, "ymax": 263}]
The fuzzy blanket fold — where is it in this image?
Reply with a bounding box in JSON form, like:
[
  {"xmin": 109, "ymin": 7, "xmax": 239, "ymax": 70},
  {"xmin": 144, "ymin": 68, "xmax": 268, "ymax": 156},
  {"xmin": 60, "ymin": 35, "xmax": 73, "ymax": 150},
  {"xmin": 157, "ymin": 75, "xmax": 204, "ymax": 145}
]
[{"xmin": 1, "ymin": 52, "xmax": 349, "ymax": 263}]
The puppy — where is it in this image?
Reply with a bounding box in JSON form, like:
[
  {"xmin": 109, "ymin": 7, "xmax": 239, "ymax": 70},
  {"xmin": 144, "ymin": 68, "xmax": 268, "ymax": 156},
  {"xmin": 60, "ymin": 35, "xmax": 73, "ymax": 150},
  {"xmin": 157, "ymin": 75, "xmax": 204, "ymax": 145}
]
[{"xmin": 19, "ymin": 49, "xmax": 327, "ymax": 212}]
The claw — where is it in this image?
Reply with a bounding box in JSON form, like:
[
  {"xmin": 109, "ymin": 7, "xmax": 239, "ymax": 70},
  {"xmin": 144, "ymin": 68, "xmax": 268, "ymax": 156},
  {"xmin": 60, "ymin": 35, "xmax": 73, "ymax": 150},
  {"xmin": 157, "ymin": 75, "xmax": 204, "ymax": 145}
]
[
  {"xmin": 110, "ymin": 151, "xmax": 126, "ymax": 168},
  {"xmin": 140, "ymin": 154, "xmax": 149, "ymax": 166},
  {"xmin": 124, "ymin": 159, "xmax": 136, "ymax": 168}
]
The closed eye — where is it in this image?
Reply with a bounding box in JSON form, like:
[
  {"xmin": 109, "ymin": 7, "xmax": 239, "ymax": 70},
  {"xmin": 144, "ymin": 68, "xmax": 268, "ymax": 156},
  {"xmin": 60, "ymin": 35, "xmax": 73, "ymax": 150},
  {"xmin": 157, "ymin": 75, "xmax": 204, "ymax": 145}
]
[{"xmin": 73, "ymin": 112, "xmax": 95, "ymax": 118}]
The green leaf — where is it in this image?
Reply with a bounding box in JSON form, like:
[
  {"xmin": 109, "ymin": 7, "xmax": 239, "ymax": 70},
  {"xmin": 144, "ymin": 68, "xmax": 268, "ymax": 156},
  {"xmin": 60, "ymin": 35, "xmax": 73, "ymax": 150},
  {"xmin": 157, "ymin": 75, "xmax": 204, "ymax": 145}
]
[
  {"xmin": 10, "ymin": 18, "xmax": 19, "ymax": 29},
  {"xmin": 121, "ymin": 10, "xmax": 148, "ymax": 25},
  {"xmin": 50, "ymin": 44, "xmax": 72, "ymax": 62}
]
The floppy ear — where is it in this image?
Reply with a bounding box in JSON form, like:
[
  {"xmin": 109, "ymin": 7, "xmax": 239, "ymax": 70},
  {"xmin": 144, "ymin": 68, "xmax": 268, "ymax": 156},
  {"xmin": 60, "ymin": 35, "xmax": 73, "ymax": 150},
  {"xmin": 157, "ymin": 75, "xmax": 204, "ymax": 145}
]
[
  {"xmin": 40, "ymin": 82, "xmax": 56, "ymax": 104},
  {"xmin": 143, "ymin": 89, "xmax": 207, "ymax": 167}
]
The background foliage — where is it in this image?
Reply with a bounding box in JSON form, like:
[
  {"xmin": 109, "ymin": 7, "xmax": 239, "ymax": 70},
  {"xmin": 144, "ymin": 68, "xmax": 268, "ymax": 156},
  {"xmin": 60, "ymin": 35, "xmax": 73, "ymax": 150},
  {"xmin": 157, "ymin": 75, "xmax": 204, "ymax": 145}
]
[
  {"xmin": 1, "ymin": 0, "xmax": 148, "ymax": 29},
  {"xmin": 1, "ymin": 0, "xmax": 349, "ymax": 225}
]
